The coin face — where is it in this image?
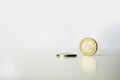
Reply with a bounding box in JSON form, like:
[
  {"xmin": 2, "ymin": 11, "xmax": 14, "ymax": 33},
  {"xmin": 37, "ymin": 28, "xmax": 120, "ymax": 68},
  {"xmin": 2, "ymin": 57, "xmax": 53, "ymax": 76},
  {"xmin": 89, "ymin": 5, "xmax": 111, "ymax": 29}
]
[{"xmin": 80, "ymin": 38, "xmax": 98, "ymax": 56}]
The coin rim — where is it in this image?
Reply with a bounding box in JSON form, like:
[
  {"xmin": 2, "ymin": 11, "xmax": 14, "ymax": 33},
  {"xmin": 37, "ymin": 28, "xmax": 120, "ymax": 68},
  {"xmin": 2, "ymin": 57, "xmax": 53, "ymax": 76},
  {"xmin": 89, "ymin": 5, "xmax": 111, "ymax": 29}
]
[
  {"xmin": 80, "ymin": 38, "xmax": 98, "ymax": 56},
  {"xmin": 57, "ymin": 53, "xmax": 77, "ymax": 57}
]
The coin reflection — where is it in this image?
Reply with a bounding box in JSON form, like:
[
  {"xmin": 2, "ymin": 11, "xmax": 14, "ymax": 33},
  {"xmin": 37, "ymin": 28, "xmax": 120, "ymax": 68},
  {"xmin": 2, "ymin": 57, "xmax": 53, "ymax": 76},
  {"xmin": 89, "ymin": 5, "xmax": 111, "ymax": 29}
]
[{"xmin": 80, "ymin": 56, "xmax": 97, "ymax": 74}]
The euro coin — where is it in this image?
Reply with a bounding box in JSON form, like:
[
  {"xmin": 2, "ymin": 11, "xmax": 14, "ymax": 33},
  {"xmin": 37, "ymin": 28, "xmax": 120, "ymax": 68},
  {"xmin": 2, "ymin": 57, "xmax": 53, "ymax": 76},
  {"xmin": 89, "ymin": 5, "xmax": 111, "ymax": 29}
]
[
  {"xmin": 80, "ymin": 38, "xmax": 98, "ymax": 56},
  {"xmin": 57, "ymin": 53, "xmax": 77, "ymax": 57}
]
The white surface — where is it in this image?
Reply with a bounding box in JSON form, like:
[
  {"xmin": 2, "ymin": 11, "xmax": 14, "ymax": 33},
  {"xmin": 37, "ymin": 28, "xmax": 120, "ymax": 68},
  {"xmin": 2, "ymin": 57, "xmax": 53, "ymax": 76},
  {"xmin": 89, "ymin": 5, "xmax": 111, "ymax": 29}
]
[
  {"xmin": 0, "ymin": 0, "xmax": 120, "ymax": 52},
  {"xmin": 0, "ymin": 48, "xmax": 119, "ymax": 80}
]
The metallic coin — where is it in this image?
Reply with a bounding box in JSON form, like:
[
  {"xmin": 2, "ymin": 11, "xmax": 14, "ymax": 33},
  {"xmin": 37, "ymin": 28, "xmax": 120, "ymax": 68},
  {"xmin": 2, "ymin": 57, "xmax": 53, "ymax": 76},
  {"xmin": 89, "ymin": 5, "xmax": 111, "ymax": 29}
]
[
  {"xmin": 57, "ymin": 53, "xmax": 77, "ymax": 57},
  {"xmin": 80, "ymin": 38, "xmax": 98, "ymax": 56}
]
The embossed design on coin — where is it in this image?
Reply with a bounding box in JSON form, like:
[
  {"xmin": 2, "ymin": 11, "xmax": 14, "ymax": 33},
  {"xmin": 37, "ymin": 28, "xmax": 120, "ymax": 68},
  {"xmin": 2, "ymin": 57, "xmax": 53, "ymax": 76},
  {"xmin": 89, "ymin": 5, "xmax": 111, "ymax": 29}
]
[{"xmin": 80, "ymin": 38, "xmax": 98, "ymax": 56}]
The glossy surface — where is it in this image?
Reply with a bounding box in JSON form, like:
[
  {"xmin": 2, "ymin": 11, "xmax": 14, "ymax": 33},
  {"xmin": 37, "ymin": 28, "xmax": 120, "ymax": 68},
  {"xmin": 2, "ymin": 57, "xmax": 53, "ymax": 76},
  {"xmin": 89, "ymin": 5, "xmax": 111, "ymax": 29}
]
[{"xmin": 0, "ymin": 48, "xmax": 119, "ymax": 80}]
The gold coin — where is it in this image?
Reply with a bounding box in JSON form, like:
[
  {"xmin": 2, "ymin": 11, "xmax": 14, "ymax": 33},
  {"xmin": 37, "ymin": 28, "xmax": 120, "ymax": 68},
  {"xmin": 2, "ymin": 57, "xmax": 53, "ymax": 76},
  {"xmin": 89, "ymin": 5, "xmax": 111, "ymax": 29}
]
[
  {"xmin": 80, "ymin": 38, "xmax": 98, "ymax": 56},
  {"xmin": 57, "ymin": 53, "xmax": 77, "ymax": 57}
]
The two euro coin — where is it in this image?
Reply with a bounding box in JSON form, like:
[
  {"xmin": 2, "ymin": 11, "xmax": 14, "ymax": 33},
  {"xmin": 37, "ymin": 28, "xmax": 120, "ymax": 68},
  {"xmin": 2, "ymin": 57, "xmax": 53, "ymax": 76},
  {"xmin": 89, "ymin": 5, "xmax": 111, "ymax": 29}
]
[{"xmin": 80, "ymin": 38, "xmax": 98, "ymax": 56}]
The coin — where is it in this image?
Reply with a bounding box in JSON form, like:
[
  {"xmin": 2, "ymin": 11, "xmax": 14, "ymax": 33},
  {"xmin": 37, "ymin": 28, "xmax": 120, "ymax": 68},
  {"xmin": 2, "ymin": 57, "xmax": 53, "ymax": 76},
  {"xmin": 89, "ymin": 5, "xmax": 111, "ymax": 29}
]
[
  {"xmin": 80, "ymin": 38, "xmax": 98, "ymax": 56},
  {"xmin": 57, "ymin": 53, "xmax": 77, "ymax": 57}
]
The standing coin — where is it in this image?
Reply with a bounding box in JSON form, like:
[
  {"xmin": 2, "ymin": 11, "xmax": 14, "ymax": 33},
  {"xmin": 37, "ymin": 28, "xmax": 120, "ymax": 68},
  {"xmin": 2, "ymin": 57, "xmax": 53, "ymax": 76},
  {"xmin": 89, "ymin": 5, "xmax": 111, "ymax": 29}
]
[{"xmin": 80, "ymin": 38, "xmax": 98, "ymax": 56}]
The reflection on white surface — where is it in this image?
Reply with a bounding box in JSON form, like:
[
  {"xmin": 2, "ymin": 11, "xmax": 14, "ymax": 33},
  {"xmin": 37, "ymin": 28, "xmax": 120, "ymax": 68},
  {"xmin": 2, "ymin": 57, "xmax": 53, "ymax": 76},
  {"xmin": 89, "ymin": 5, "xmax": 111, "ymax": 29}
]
[
  {"xmin": 80, "ymin": 56, "xmax": 97, "ymax": 74},
  {"xmin": 0, "ymin": 48, "xmax": 119, "ymax": 80}
]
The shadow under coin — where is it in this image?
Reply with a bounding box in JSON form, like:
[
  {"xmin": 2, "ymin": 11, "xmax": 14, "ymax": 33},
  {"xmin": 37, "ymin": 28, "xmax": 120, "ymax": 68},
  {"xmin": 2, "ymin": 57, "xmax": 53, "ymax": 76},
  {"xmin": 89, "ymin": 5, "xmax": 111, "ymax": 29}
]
[{"xmin": 80, "ymin": 56, "xmax": 98, "ymax": 74}]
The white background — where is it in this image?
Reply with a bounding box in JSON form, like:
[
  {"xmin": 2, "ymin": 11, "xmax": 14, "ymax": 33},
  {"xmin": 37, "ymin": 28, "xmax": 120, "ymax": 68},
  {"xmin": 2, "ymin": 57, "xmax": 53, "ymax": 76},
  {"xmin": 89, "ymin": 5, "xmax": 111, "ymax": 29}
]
[
  {"xmin": 0, "ymin": 0, "xmax": 120, "ymax": 51},
  {"xmin": 0, "ymin": 0, "xmax": 120, "ymax": 79}
]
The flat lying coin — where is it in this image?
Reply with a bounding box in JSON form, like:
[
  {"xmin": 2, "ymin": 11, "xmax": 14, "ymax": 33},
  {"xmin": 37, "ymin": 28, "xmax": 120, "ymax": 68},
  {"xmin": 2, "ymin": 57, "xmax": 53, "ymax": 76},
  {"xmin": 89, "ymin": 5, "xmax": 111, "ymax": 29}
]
[
  {"xmin": 80, "ymin": 38, "xmax": 98, "ymax": 56},
  {"xmin": 57, "ymin": 53, "xmax": 77, "ymax": 57}
]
